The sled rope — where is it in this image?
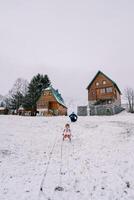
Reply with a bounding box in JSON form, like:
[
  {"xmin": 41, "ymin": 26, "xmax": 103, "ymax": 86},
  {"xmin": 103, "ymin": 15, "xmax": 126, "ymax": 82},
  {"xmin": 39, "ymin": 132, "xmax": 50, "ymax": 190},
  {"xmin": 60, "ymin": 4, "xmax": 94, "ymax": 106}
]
[
  {"xmin": 51, "ymin": 139, "xmax": 64, "ymax": 199},
  {"xmin": 38, "ymin": 137, "xmax": 58, "ymax": 199},
  {"xmin": 59, "ymin": 139, "xmax": 63, "ymax": 186}
]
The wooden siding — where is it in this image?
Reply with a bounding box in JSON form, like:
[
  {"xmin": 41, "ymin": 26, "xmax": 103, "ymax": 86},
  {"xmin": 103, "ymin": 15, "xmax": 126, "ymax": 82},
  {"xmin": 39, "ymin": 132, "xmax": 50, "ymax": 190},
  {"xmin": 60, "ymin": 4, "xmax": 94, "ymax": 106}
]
[
  {"xmin": 88, "ymin": 73, "xmax": 120, "ymax": 103},
  {"xmin": 37, "ymin": 90, "xmax": 67, "ymax": 116}
]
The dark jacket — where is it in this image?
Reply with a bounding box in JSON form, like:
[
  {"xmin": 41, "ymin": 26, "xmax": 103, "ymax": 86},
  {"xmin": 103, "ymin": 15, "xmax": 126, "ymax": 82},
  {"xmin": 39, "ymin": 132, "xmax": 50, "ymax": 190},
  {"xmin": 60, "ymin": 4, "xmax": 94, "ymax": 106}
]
[{"xmin": 69, "ymin": 113, "xmax": 78, "ymax": 122}]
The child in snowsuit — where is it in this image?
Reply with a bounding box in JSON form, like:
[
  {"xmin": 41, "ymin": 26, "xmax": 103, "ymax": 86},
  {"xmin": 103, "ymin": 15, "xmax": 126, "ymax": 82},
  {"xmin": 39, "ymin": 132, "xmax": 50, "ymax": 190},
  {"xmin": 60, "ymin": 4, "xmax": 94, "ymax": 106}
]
[{"xmin": 63, "ymin": 124, "xmax": 71, "ymax": 141}]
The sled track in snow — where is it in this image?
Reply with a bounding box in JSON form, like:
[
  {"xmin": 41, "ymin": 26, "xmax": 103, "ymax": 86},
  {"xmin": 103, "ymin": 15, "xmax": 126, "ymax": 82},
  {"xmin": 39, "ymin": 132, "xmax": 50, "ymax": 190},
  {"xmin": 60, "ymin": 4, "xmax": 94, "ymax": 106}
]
[
  {"xmin": 37, "ymin": 129, "xmax": 93, "ymax": 200},
  {"xmin": 59, "ymin": 139, "xmax": 64, "ymax": 186},
  {"xmin": 38, "ymin": 136, "xmax": 68, "ymax": 200},
  {"xmin": 38, "ymin": 135, "xmax": 76, "ymax": 200},
  {"xmin": 50, "ymin": 140, "xmax": 74, "ymax": 200},
  {"xmin": 50, "ymin": 139, "xmax": 74, "ymax": 200},
  {"xmin": 59, "ymin": 139, "xmax": 73, "ymax": 187},
  {"xmin": 38, "ymin": 136, "xmax": 59, "ymax": 200}
]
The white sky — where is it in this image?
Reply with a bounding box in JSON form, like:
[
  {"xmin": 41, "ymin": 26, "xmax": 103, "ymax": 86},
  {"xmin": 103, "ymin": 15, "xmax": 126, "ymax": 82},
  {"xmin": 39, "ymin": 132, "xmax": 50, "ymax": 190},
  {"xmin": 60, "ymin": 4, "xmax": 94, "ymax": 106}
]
[{"xmin": 0, "ymin": 0, "xmax": 134, "ymax": 103}]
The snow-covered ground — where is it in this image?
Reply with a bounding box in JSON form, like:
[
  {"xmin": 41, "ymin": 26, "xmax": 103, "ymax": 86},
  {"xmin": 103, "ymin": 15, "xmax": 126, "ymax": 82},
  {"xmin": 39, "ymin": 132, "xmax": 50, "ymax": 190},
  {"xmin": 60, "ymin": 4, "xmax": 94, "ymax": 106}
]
[{"xmin": 1, "ymin": 112, "xmax": 134, "ymax": 200}]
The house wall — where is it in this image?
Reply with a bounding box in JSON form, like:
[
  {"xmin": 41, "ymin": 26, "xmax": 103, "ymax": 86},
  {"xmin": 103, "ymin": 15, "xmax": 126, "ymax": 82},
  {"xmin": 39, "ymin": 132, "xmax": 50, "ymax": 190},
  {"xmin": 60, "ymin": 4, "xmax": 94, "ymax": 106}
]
[
  {"xmin": 88, "ymin": 73, "xmax": 116, "ymax": 101},
  {"xmin": 114, "ymin": 90, "xmax": 121, "ymax": 106},
  {"xmin": 37, "ymin": 90, "xmax": 56, "ymax": 109},
  {"xmin": 77, "ymin": 106, "xmax": 87, "ymax": 116},
  {"xmin": 37, "ymin": 90, "xmax": 67, "ymax": 116},
  {"xmin": 87, "ymin": 72, "xmax": 122, "ymax": 115},
  {"xmin": 57, "ymin": 104, "xmax": 67, "ymax": 116},
  {"xmin": 87, "ymin": 73, "xmax": 121, "ymax": 106},
  {"xmin": 90, "ymin": 104, "xmax": 124, "ymax": 115},
  {"xmin": 0, "ymin": 108, "xmax": 8, "ymax": 115}
]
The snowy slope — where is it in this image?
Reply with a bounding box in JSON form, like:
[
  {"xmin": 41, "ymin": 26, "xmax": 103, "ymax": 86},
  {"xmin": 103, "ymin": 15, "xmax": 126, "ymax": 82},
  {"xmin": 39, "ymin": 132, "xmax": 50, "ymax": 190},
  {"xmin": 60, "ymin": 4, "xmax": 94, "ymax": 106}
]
[{"xmin": 0, "ymin": 113, "xmax": 134, "ymax": 200}]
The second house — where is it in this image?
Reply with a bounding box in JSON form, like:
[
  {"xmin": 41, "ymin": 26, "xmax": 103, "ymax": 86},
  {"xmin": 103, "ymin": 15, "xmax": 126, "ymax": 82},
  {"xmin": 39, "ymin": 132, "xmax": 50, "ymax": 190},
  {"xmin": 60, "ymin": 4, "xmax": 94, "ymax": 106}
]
[{"xmin": 36, "ymin": 86, "xmax": 67, "ymax": 116}]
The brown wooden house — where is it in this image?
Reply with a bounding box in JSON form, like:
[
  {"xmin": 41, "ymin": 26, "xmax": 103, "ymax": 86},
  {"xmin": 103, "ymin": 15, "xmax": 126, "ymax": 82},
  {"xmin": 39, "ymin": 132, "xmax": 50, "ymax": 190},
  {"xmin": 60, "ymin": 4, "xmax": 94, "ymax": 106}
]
[
  {"xmin": 0, "ymin": 107, "xmax": 9, "ymax": 115},
  {"xmin": 36, "ymin": 86, "xmax": 67, "ymax": 116},
  {"xmin": 86, "ymin": 71, "xmax": 123, "ymax": 115}
]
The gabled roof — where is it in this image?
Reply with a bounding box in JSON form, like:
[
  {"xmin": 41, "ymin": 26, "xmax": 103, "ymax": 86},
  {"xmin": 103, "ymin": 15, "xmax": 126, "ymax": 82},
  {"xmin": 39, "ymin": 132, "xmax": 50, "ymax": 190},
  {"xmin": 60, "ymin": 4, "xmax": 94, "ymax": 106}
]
[
  {"xmin": 86, "ymin": 70, "xmax": 121, "ymax": 94},
  {"xmin": 43, "ymin": 86, "xmax": 67, "ymax": 108}
]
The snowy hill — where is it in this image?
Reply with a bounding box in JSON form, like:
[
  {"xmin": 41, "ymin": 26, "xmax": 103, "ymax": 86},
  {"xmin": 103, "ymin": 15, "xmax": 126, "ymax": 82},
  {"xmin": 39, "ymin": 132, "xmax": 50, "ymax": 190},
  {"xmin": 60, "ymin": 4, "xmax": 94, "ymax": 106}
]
[{"xmin": 0, "ymin": 113, "xmax": 134, "ymax": 200}]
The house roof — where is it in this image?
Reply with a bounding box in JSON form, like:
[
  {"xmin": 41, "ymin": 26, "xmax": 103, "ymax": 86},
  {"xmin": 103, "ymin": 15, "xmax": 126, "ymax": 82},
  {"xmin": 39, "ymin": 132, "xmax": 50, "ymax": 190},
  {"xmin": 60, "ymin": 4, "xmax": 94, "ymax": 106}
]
[
  {"xmin": 86, "ymin": 70, "xmax": 122, "ymax": 94},
  {"xmin": 43, "ymin": 86, "xmax": 67, "ymax": 108}
]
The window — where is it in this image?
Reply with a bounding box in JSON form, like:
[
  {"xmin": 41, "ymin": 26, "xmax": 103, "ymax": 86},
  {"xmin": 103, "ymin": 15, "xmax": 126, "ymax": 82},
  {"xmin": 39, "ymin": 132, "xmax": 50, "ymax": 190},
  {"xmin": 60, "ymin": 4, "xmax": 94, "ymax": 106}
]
[
  {"xmin": 100, "ymin": 88, "xmax": 106, "ymax": 94},
  {"xmin": 96, "ymin": 82, "xmax": 99, "ymax": 86},
  {"xmin": 106, "ymin": 87, "xmax": 112, "ymax": 93},
  {"xmin": 44, "ymin": 91, "xmax": 51, "ymax": 96},
  {"xmin": 102, "ymin": 80, "xmax": 106, "ymax": 85}
]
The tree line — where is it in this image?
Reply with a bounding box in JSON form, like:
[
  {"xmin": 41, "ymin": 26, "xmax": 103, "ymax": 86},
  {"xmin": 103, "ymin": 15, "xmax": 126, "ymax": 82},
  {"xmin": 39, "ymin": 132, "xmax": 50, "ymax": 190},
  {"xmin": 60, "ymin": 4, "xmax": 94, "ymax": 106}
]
[
  {"xmin": 0, "ymin": 74, "xmax": 134, "ymax": 114},
  {"xmin": 0, "ymin": 74, "xmax": 51, "ymax": 116}
]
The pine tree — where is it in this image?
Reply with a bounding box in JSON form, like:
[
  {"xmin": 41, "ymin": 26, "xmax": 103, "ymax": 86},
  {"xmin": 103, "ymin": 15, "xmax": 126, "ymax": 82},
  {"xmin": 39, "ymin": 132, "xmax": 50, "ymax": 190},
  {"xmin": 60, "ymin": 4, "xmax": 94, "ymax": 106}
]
[
  {"xmin": 10, "ymin": 92, "xmax": 24, "ymax": 111},
  {"xmin": 23, "ymin": 74, "xmax": 51, "ymax": 115}
]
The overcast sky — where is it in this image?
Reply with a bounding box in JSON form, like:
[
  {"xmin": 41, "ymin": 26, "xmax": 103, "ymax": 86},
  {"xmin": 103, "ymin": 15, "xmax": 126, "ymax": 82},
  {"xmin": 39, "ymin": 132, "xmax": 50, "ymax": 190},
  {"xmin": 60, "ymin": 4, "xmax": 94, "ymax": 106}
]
[{"xmin": 0, "ymin": 0, "xmax": 134, "ymax": 103}]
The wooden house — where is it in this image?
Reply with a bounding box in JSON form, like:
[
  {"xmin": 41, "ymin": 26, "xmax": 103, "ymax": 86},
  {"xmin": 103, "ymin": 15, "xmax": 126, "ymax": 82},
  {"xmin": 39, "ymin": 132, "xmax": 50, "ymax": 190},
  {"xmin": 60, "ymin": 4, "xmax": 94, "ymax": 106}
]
[
  {"xmin": 86, "ymin": 71, "xmax": 123, "ymax": 115},
  {"xmin": 36, "ymin": 86, "xmax": 67, "ymax": 116},
  {"xmin": 0, "ymin": 107, "xmax": 9, "ymax": 115},
  {"xmin": 17, "ymin": 106, "xmax": 31, "ymax": 116}
]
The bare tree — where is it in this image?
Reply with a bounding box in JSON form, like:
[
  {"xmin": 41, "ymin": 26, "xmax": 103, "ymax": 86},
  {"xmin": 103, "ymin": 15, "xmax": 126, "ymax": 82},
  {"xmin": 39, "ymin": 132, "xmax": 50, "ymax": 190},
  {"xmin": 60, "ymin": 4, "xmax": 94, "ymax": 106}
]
[
  {"xmin": 124, "ymin": 87, "xmax": 134, "ymax": 113},
  {"xmin": 7, "ymin": 78, "xmax": 29, "ymax": 111},
  {"xmin": 9, "ymin": 78, "xmax": 29, "ymax": 97}
]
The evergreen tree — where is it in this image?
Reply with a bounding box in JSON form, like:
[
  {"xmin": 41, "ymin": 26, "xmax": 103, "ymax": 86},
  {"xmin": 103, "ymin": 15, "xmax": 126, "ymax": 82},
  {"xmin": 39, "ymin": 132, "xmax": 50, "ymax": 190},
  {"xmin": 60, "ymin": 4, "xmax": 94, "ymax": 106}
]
[
  {"xmin": 10, "ymin": 91, "xmax": 24, "ymax": 111},
  {"xmin": 23, "ymin": 74, "xmax": 51, "ymax": 115}
]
